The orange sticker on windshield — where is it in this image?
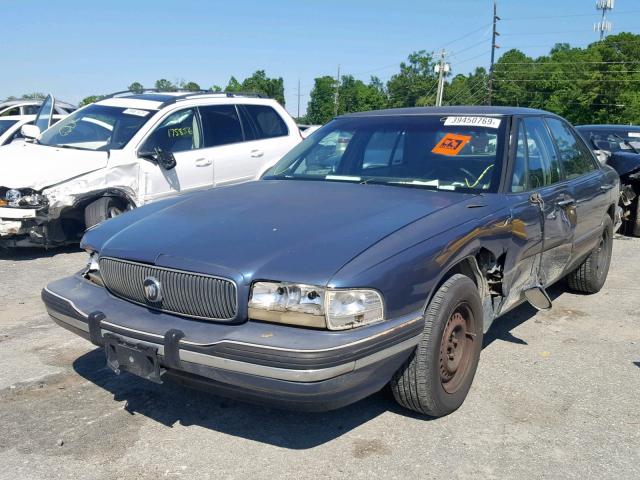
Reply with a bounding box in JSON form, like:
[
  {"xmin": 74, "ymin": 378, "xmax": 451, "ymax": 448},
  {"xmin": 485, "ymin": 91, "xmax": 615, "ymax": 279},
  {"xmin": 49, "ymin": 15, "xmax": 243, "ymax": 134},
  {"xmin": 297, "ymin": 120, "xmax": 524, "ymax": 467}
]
[{"xmin": 432, "ymin": 134, "xmax": 472, "ymax": 156}]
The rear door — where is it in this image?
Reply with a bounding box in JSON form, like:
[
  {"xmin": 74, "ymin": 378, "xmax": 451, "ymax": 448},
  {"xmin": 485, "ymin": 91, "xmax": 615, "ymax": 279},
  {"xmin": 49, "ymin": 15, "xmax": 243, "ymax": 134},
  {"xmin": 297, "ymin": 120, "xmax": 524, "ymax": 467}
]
[
  {"xmin": 197, "ymin": 104, "xmax": 249, "ymax": 186},
  {"xmin": 545, "ymin": 117, "xmax": 610, "ymax": 257},
  {"xmin": 238, "ymin": 104, "xmax": 299, "ymax": 176}
]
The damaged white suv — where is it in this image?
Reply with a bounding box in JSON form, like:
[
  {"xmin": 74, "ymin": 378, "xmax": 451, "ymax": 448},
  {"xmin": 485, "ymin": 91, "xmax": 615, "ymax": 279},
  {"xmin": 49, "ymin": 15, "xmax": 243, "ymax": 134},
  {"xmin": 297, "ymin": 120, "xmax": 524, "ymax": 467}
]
[{"xmin": 0, "ymin": 91, "xmax": 301, "ymax": 248}]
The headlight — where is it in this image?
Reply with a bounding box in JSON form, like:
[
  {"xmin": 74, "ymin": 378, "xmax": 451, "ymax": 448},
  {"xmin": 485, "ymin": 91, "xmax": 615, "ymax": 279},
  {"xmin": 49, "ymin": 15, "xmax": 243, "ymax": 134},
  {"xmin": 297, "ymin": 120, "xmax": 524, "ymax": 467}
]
[
  {"xmin": 4, "ymin": 189, "xmax": 46, "ymax": 207},
  {"xmin": 6, "ymin": 189, "xmax": 21, "ymax": 203},
  {"xmin": 248, "ymin": 281, "xmax": 384, "ymax": 330},
  {"xmin": 83, "ymin": 251, "xmax": 103, "ymax": 287}
]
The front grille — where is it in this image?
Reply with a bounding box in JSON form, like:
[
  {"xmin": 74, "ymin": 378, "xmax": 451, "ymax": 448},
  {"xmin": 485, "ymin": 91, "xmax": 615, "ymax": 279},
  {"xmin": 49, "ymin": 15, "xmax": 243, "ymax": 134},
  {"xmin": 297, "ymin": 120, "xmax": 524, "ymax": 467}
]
[{"xmin": 99, "ymin": 257, "xmax": 237, "ymax": 321}]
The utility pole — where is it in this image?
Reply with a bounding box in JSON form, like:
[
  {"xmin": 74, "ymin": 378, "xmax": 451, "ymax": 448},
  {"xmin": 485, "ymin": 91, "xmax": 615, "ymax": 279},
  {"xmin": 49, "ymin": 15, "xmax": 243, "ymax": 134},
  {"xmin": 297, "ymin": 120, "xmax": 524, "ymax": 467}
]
[
  {"xmin": 334, "ymin": 65, "xmax": 341, "ymax": 116},
  {"xmin": 297, "ymin": 78, "xmax": 301, "ymax": 119},
  {"xmin": 594, "ymin": 0, "xmax": 614, "ymax": 40},
  {"xmin": 487, "ymin": 0, "xmax": 500, "ymax": 105},
  {"xmin": 434, "ymin": 50, "xmax": 449, "ymax": 106}
]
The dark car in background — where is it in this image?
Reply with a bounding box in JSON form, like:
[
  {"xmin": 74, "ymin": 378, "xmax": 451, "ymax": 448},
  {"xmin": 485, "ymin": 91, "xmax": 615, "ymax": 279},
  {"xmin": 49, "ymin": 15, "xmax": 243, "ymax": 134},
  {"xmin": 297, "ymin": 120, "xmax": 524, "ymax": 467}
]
[
  {"xmin": 43, "ymin": 107, "xmax": 619, "ymax": 417},
  {"xmin": 576, "ymin": 124, "xmax": 640, "ymax": 236}
]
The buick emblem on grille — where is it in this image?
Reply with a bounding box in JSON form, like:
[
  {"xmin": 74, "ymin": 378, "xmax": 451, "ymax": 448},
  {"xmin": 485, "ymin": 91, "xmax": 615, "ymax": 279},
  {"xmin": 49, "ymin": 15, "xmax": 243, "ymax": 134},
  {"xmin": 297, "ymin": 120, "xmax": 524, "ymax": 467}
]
[{"xmin": 143, "ymin": 276, "xmax": 163, "ymax": 303}]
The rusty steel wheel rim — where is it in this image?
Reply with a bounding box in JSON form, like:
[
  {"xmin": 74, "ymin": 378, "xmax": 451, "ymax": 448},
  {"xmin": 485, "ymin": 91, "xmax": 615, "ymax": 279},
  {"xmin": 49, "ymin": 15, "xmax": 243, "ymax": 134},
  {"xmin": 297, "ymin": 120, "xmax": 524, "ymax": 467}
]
[{"xmin": 439, "ymin": 304, "xmax": 475, "ymax": 394}]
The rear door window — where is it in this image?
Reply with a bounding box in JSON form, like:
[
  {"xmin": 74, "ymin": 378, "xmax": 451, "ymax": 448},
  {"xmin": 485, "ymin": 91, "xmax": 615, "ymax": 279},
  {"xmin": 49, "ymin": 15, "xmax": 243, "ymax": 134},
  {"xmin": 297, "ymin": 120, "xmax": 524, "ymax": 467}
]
[
  {"xmin": 199, "ymin": 105, "xmax": 244, "ymax": 147},
  {"xmin": 241, "ymin": 105, "xmax": 288, "ymax": 139},
  {"xmin": 545, "ymin": 118, "xmax": 597, "ymax": 179}
]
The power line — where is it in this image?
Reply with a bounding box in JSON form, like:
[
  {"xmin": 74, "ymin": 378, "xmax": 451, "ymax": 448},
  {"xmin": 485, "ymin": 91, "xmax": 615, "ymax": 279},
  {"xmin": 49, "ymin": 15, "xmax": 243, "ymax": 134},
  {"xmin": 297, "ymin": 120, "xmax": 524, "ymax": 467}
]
[
  {"xmin": 494, "ymin": 78, "xmax": 640, "ymax": 82},
  {"xmin": 501, "ymin": 9, "xmax": 640, "ymax": 21}
]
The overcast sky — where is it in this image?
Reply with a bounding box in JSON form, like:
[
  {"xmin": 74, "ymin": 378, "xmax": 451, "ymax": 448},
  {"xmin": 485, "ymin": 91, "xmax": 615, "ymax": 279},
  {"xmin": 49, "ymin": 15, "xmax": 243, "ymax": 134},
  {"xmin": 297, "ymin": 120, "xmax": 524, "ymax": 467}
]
[{"xmin": 3, "ymin": 0, "xmax": 638, "ymax": 115}]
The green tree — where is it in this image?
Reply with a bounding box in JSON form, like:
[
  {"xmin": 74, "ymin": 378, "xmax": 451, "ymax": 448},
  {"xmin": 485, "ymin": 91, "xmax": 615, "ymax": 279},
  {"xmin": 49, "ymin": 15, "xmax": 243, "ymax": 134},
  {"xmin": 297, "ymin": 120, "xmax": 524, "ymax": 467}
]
[
  {"xmin": 181, "ymin": 81, "xmax": 201, "ymax": 91},
  {"xmin": 224, "ymin": 76, "xmax": 243, "ymax": 92},
  {"xmin": 79, "ymin": 95, "xmax": 105, "ymax": 107},
  {"xmin": 386, "ymin": 51, "xmax": 438, "ymax": 107},
  {"xmin": 154, "ymin": 79, "xmax": 176, "ymax": 92},
  {"xmin": 240, "ymin": 70, "xmax": 285, "ymax": 105},
  {"xmin": 306, "ymin": 76, "xmax": 337, "ymax": 124},
  {"xmin": 128, "ymin": 82, "xmax": 144, "ymax": 94}
]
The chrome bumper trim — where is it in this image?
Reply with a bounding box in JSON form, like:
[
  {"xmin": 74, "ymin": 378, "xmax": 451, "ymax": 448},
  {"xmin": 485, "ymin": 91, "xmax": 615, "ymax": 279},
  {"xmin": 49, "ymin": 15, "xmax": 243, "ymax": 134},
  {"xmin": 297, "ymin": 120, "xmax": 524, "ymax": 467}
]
[{"xmin": 47, "ymin": 307, "xmax": 420, "ymax": 382}]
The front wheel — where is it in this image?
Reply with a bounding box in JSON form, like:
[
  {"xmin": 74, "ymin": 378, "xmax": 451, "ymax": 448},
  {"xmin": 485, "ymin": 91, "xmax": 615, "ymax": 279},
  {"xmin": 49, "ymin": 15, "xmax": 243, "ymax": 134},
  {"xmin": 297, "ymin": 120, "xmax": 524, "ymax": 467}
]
[
  {"xmin": 566, "ymin": 215, "xmax": 613, "ymax": 294},
  {"xmin": 390, "ymin": 274, "xmax": 483, "ymax": 417},
  {"xmin": 84, "ymin": 197, "xmax": 129, "ymax": 229}
]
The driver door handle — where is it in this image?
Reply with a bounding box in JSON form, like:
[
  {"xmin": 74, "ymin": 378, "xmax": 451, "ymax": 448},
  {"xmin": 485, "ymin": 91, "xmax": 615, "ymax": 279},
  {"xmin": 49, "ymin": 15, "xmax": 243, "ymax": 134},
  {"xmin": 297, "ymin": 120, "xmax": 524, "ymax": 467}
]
[
  {"xmin": 600, "ymin": 184, "xmax": 614, "ymax": 191},
  {"xmin": 195, "ymin": 158, "xmax": 212, "ymax": 167},
  {"xmin": 250, "ymin": 149, "xmax": 264, "ymax": 158},
  {"xmin": 557, "ymin": 197, "xmax": 576, "ymax": 208}
]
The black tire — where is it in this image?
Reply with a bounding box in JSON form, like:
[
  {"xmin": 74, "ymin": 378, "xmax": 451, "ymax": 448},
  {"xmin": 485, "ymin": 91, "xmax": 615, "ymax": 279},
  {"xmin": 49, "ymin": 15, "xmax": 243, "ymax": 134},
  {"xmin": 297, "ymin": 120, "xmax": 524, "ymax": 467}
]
[
  {"xmin": 566, "ymin": 215, "xmax": 613, "ymax": 294},
  {"xmin": 390, "ymin": 274, "xmax": 483, "ymax": 417},
  {"xmin": 84, "ymin": 197, "xmax": 126, "ymax": 229},
  {"xmin": 629, "ymin": 197, "xmax": 640, "ymax": 237}
]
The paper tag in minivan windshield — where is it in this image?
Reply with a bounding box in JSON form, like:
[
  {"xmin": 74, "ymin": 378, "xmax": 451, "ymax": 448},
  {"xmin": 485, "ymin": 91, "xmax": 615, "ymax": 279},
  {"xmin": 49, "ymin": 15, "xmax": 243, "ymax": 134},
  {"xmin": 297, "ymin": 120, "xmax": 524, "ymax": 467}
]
[
  {"xmin": 123, "ymin": 108, "xmax": 150, "ymax": 117},
  {"xmin": 444, "ymin": 116, "xmax": 501, "ymax": 129}
]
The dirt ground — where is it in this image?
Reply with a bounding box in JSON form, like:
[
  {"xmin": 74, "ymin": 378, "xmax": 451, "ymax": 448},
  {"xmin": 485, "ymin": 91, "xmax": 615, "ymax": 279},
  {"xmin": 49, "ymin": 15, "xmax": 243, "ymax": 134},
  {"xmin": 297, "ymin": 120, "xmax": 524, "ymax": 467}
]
[{"xmin": 0, "ymin": 238, "xmax": 638, "ymax": 480}]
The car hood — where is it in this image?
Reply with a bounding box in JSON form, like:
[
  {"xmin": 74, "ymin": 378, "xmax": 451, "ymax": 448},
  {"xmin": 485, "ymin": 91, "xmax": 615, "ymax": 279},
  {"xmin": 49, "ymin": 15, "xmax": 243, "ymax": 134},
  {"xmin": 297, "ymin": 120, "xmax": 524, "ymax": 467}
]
[
  {"xmin": 0, "ymin": 142, "xmax": 108, "ymax": 190},
  {"xmin": 88, "ymin": 180, "xmax": 472, "ymax": 287},
  {"xmin": 607, "ymin": 151, "xmax": 640, "ymax": 178}
]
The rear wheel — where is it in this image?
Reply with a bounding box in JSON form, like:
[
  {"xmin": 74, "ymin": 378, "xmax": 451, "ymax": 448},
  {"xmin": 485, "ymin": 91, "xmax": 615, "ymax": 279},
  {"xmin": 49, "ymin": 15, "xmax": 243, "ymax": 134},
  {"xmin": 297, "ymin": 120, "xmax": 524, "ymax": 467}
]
[
  {"xmin": 566, "ymin": 215, "xmax": 613, "ymax": 294},
  {"xmin": 84, "ymin": 197, "xmax": 129, "ymax": 229},
  {"xmin": 390, "ymin": 274, "xmax": 483, "ymax": 417}
]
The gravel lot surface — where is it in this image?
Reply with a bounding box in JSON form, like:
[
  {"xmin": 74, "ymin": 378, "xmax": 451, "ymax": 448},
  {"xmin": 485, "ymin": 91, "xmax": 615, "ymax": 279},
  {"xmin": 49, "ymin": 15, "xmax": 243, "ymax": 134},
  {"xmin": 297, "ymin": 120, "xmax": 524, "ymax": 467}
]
[{"xmin": 0, "ymin": 238, "xmax": 638, "ymax": 480}]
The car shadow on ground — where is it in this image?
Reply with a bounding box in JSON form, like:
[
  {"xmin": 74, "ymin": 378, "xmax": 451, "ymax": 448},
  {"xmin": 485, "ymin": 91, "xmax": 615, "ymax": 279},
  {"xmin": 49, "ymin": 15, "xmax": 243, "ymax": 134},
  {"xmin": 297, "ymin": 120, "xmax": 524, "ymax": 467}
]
[
  {"xmin": 483, "ymin": 283, "xmax": 565, "ymax": 348},
  {"xmin": 0, "ymin": 245, "xmax": 82, "ymax": 261},
  {"xmin": 71, "ymin": 285, "xmax": 564, "ymax": 449}
]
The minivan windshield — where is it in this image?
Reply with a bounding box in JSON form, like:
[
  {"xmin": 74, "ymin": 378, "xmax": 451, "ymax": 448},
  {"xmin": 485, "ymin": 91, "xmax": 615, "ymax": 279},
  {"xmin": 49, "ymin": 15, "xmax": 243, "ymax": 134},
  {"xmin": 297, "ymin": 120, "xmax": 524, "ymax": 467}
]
[
  {"xmin": 266, "ymin": 115, "xmax": 506, "ymax": 192},
  {"xmin": 38, "ymin": 104, "xmax": 152, "ymax": 151}
]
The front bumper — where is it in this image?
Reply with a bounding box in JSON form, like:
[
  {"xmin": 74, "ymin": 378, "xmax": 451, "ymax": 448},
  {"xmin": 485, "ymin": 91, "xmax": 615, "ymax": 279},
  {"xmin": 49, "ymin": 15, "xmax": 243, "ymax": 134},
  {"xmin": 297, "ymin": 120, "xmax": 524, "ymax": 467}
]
[{"xmin": 43, "ymin": 274, "xmax": 423, "ymax": 411}]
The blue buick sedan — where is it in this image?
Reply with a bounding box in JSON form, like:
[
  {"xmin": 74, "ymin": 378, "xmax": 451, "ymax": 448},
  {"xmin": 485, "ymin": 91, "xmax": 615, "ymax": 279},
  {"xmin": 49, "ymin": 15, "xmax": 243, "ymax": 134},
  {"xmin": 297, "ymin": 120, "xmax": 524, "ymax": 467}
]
[{"xmin": 43, "ymin": 107, "xmax": 620, "ymax": 417}]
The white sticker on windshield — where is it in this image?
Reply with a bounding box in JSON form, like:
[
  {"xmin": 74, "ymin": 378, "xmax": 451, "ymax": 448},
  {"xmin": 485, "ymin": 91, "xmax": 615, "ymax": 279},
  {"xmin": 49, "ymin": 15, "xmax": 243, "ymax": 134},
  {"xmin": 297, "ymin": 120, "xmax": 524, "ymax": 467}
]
[
  {"xmin": 444, "ymin": 116, "xmax": 501, "ymax": 129},
  {"xmin": 123, "ymin": 108, "xmax": 150, "ymax": 117},
  {"xmin": 628, "ymin": 132, "xmax": 640, "ymax": 138}
]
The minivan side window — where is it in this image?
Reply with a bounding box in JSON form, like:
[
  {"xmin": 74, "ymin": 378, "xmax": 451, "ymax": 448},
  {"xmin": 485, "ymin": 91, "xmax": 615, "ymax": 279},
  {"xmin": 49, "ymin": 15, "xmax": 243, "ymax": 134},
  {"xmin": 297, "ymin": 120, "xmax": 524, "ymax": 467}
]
[
  {"xmin": 241, "ymin": 105, "xmax": 288, "ymax": 139},
  {"xmin": 199, "ymin": 105, "xmax": 244, "ymax": 147},
  {"xmin": 545, "ymin": 118, "xmax": 596, "ymax": 179},
  {"xmin": 142, "ymin": 108, "xmax": 202, "ymax": 153},
  {"xmin": 523, "ymin": 117, "xmax": 561, "ymax": 189}
]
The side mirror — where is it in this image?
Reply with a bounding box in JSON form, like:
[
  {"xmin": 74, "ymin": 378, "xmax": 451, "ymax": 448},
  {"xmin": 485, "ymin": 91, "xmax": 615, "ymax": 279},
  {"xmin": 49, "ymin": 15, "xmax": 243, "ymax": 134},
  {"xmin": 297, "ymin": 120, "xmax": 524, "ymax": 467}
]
[
  {"xmin": 138, "ymin": 148, "xmax": 176, "ymax": 170},
  {"xmin": 524, "ymin": 286, "xmax": 552, "ymax": 311},
  {"xmin": 21, "ymin": 124, "xmax": 41, "ymax": 140},
  {"xmin": 157, "ymin": 151, "xmax": 177, "ymax": 170}
]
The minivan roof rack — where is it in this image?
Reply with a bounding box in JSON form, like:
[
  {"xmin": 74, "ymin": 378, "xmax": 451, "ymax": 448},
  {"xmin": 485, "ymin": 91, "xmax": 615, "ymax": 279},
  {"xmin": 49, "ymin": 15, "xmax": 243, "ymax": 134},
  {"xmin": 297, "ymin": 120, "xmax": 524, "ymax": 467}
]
[{"xmin": 103, "ymin": 89, "xmax": 268, "ymax": 103}]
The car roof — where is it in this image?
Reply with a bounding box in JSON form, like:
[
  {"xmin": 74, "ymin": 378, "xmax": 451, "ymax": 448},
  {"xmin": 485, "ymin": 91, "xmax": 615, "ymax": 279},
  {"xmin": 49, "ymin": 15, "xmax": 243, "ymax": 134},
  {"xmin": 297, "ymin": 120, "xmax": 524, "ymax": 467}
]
[
  {"xmin": 340, "ymin": 105, "xmax": 556, "ymax": 118},
  {"xmin": 97, "ymin": 92, "xmax": 276, "ymax": 111},
  {"xmin": 0, "ymin": 99, "xmax": 76, "ymax": 109},
  {"xmin": 576, "ymin": 124, "xmax": 640, "ymax": 131}
]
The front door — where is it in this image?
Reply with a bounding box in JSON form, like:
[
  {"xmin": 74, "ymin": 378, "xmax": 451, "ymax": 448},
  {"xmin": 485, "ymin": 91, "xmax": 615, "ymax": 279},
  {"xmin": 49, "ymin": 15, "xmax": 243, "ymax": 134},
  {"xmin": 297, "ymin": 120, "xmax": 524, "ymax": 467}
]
[
  {"xmin": 509, "ymin": 117, "xmax": 576, "ymax": 287},
  {"xmin": 139, "ymin": 107, "xmax": 213, "ymax": 202}
]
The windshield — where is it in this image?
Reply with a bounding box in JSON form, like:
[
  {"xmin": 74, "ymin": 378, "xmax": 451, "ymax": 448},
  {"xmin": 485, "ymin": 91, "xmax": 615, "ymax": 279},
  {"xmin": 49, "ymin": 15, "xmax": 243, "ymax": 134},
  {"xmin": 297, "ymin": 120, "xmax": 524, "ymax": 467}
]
[
  {"xmin": 266, "ymin": 115, "xmax": 506, "ymax": 192},
  {"xmin": 0, "ymin": 119, "xmax": 19, "ymax": 136},
  {"xmin": 581, "ymin": 128, "xmax": 640, "ymax": 154},
  {"xmin": 38, "ymin": 104, "xmax": 152, "ymax": 151}
]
